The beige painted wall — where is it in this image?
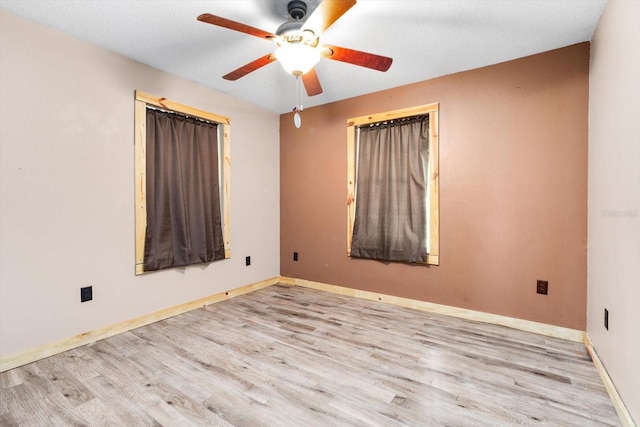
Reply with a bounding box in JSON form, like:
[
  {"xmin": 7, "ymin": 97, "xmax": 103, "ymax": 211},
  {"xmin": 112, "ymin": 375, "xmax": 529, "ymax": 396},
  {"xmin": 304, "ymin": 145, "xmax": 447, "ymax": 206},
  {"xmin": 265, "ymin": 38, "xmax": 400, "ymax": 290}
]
[
  {"xmin": 281, "ymin": 43, "xmax": 589, "ymax": 330},
  {"xmin": 588, "ymin": 0, "xmax": 640, "ymax": 422},
  {"xmin": 0, "ymin": 11, "xmax": 280, "ymax": 358}
]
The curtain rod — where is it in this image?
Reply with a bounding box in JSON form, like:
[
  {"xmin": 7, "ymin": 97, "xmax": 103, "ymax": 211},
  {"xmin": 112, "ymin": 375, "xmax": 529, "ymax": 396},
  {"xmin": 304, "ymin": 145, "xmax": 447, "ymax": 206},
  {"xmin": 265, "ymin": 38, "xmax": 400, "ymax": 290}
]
[
  {"xmin": 146, "ymin": 105, "xmax": 219, "ymax": 126},
  {"xmin": 359, "ymin": 114, "xmax": 428, "ymax": 129}
]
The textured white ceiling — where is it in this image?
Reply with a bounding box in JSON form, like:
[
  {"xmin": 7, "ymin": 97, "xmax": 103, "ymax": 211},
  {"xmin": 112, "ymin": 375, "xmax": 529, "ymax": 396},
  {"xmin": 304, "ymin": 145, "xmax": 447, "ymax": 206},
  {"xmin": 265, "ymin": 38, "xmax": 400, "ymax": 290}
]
[{"xmin": 0, "ymin": 0, "xmax": 606, "ymax": 114}]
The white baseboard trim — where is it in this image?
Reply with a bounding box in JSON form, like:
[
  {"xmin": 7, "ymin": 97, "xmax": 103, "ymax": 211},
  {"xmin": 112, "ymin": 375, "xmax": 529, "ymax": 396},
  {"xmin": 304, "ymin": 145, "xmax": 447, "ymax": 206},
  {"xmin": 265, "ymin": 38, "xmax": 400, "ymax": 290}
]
[
  {"xmin": 280, "ymin": 276, "xmax": 585, "ymax": 342},
  {"xmin": 0, "ymin": 277, "xmax": 281, "ymax": 372},
  {"xmin": 584, "ymin": 334, "xmax": 636, "ymax": 427}
]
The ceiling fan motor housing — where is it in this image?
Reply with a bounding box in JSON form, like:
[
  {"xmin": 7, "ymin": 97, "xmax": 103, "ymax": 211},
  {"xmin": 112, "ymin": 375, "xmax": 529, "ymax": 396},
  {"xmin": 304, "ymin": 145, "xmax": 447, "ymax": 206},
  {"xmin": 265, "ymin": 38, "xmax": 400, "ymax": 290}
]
[{"xmin": 276, "ymin": 20, "xmax": 305, "ymax": 37}]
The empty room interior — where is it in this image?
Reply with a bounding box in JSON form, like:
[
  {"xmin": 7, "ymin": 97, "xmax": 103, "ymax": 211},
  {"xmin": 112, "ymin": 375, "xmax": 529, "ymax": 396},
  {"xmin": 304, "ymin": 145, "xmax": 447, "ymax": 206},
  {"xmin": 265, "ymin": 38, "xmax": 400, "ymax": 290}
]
[{"xmin": 0, "ymin": 0, "xmax": 638, "ymax": 425}]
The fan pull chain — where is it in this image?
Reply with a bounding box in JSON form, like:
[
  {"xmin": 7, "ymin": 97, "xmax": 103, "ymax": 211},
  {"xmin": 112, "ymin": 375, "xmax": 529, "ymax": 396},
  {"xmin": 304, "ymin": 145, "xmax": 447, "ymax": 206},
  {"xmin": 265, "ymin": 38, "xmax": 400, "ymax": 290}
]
[
  {"xmin": 297, "ymin": 75, "xmax": 302, "ymax": 110},
  {"xmin": 293, "ymin": 76, "xmax": 303, "ymax": 128}
]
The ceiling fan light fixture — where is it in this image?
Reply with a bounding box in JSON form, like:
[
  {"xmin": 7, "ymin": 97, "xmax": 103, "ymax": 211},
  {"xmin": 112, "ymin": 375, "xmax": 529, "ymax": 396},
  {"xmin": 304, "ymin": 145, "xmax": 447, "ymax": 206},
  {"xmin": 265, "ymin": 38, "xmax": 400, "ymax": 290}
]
[{"xmin": 274, "ymin": 42, "xmax": 321, "ymax": 76}]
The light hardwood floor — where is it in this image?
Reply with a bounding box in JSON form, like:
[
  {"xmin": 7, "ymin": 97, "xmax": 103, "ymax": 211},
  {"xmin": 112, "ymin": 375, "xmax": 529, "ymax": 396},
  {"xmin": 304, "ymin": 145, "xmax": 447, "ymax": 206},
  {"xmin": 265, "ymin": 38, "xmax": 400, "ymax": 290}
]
[{"xmin": 0, "ymin": 285, "xmax": 620, "ymax": 426}]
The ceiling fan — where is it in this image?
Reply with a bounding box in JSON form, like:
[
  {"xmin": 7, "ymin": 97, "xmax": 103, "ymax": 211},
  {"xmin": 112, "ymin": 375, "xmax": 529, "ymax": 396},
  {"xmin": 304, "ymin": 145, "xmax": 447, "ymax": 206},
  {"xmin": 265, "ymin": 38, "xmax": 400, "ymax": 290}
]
[{"xmin": 197, "ymin": 0, "xmax": 393, "ymax": 97}]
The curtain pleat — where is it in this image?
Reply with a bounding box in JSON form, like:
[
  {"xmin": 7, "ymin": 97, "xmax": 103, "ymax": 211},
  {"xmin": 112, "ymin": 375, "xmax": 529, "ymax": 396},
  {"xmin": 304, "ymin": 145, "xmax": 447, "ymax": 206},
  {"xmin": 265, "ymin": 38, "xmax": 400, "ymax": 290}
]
[
  {"xmin": 144, "ymin": 109, "xmax": 225, "ymax": 271},
  {"xmin": 350, "ymin": 116, "xmax": 429, "ymax": 263}
]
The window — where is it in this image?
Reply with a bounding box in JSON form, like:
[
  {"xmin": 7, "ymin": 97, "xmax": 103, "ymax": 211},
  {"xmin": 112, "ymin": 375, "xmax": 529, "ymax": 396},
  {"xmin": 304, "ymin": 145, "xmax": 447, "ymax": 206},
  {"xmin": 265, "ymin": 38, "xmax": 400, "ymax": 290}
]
[
  {"xmin": 134, "ymin": 91, "xmax": 231, "ymax": 274},
  {"xmin": 347, "ymin": 103, "xmax": 439, "ymax": 265}
]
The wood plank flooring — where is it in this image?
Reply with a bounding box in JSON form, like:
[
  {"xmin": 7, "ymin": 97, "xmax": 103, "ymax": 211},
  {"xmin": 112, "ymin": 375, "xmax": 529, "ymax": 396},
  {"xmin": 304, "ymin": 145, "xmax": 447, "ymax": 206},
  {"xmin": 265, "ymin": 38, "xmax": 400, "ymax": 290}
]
[{"xmin": 0, "ymin": 285, "xmax": 620, "ymax": 426}]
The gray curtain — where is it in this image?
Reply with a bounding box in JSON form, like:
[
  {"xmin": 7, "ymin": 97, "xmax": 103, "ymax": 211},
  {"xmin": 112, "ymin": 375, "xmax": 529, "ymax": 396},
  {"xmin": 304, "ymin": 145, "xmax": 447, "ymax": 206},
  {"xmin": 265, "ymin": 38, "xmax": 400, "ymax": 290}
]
[
  {"xmin": 144, "ymin": 109, "xmax": 225, "ymax": 272},
  {"xmin": 350, "ymin": 115, "xmax": 429, "ymax": 263}
]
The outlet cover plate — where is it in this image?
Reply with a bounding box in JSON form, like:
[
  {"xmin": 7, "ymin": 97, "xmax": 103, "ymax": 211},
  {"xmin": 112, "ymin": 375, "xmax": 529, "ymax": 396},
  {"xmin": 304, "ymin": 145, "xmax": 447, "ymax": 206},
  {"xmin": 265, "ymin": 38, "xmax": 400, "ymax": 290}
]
[
  {"xmin": 81, "ymin": 286, "xmax": 93, "ymax": 302},
  {"xmin": 537, "ymin": 280, "xmax": 548, "ymax": 295}
]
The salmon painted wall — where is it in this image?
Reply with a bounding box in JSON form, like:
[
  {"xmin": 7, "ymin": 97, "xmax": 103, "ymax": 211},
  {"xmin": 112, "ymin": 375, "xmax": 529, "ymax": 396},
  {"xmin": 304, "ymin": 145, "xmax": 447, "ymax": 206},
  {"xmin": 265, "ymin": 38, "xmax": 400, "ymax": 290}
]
[{"xmin": 280, "ymin": 43, "xmax": 589, "ymax": 330}]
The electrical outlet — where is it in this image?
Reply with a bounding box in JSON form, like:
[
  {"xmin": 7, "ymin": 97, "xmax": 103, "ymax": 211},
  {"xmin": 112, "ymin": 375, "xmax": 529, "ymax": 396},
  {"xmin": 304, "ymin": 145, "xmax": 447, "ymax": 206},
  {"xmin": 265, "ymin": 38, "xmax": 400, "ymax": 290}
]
[
  {"xmin": 536, "ymin": 280, "xmax": 548, "ymax": 295},
  {"xmin": 80, "ymin": 286, "xmax": 92, "ymax": 302},
  {"xmin": 604, "ymin": 308, "xmax": 609, "ymax": 330},
  {"xmin": 293, "ymin": 252, "xmax": 298, "ymax": 261},
  {"xmin": 245, "ymin": 256, "xmax": 251, "ymax": 266}
]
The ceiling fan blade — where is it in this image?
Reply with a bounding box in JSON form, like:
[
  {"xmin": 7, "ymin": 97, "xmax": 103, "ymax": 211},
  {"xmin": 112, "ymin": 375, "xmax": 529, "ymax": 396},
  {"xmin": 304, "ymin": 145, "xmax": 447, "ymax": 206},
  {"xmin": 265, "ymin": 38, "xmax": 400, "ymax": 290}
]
[
  {"xmin": 223, "ymin": 53, "xmax": 276, "ymax": 81},
  {"xmin": 324, "ymin": 45, "xmax": 393, "ymax": 72},
  {"xmin": 302, "ymin": 68, "xmax": 323, "ymax": 96},
  {"xmin": 301, "ymin": 0, "xmax": 357, "ymax": 35},
  {"xmin": 198, "ymin": 13, "xmax": 276, "ymax": 40}
]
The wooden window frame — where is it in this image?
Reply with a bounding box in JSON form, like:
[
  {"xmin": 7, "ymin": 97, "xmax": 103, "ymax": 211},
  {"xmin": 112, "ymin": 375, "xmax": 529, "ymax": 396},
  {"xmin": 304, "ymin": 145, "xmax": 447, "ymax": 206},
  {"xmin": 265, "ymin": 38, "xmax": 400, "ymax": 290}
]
[
  {"xmin": 347, "ymin": 102, "xmax": 439, "ymax": 265},
  {"xmin": 134, "ymin": 90, "xmax": 231, "ymax": 275}
]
